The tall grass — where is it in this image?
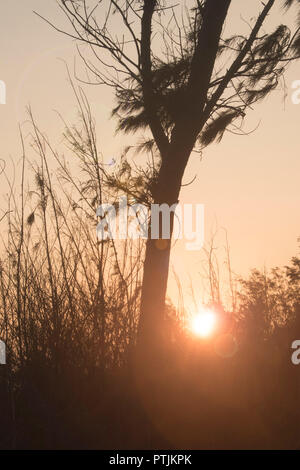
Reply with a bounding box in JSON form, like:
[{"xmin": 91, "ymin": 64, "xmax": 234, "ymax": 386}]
[{"xmin": 0, "ymin": 89, "xmax": 146, "ymax": 448}]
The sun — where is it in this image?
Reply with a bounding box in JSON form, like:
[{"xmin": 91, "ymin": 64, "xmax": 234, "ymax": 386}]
[{"xmin": 190, "ymin": 309, "xmax": 217, "ymax": 338}]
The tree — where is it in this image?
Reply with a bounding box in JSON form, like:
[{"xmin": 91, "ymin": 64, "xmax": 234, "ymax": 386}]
[{"xmin": 42, "ymin": 0, "xmax": 300, "ymax": 349}]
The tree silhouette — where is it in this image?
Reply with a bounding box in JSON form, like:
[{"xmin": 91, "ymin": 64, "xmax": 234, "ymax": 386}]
[{"xmin": 44, "ymin": 0, "xmax": 300, "ymax": 349}]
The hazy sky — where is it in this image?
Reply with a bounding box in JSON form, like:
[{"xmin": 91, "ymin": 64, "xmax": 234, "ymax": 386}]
[{"xmin": 1, "ymin": 0, "xmax": 300, "ymax": 309}]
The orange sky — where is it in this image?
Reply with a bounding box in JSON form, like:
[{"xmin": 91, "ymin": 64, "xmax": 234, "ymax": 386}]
[{"xmin": 1, "ymin": 0, "xmax": 299, "ymax": 309}]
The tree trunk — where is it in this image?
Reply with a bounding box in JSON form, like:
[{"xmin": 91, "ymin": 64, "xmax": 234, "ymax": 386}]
[
  {"xmin": 139, "ymin": 235, "xmax": 172, "ymax": 344},
  {"xmin": 138, "ymin": 141, "xmax": 191, "ymax": 350}
]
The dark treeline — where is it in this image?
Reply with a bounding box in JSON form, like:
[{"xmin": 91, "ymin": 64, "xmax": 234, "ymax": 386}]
[{"xmin": 0, "ymin": 105, "xmax": 299, "ymax": 450}]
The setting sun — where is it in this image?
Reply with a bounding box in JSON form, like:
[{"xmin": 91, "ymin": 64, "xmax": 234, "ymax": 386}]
[{"xmin": 191, "ymin": 310, "xmax": 217, "ymax": 338}]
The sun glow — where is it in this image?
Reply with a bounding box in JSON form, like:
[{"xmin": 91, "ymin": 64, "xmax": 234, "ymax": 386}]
[{"xmin": 190, "ymin": 310, "xmax": 217, "ymax": 338}]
